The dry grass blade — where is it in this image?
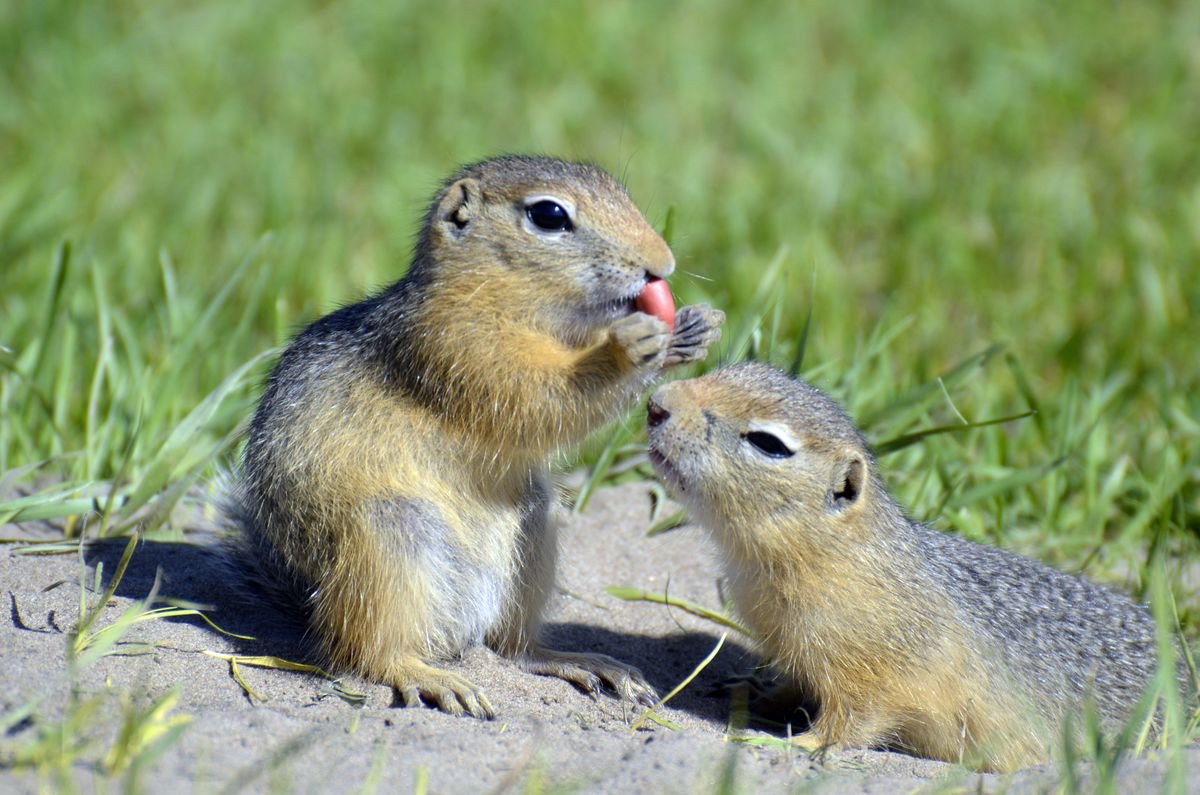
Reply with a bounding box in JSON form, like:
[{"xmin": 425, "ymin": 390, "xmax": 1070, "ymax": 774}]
[
  {"xmin": 229, "ymin": 658, "xmax": 267, "ymax": 703},
  {"xmin": 203, "ymin": 652, "xmax": 367, "ymax": 706},
  {"xmin": 134, "ymin": 606, "xmax": 256, "ymax": 640},
  {"xmin": 631, "ymin": 633, "xmax": 727, "ymax": 732},
  {"xmin": 606, "ymin": 586, "xmax": 751, "ymax": 637}
]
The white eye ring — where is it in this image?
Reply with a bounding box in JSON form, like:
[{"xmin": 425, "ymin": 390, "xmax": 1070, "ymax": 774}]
[
  {"xmin": 523, "ymin": 195, "xmax": 577, "ymax": 236},
  {"xmin": 741, "ymin": 421, "xmax": 800, "ymax": 459},
  {"xmin": 746, "ymin": 421, "xmax": 800, "ymax": 450}
]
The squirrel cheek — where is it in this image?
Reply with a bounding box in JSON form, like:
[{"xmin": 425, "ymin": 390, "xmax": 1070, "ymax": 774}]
[{"xmin": 635, "ymin": 277, "xmax": 676, "ymax": 331}]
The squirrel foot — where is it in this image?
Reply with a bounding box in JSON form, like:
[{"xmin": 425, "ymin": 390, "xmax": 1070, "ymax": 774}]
[
  {"xmin": 665, "ymin": 304, "xmax": 724, "ymax": 367},
  {"xmin": 788, "ymin": 730, "xmax": 843, "ymax": 765},
  {"xmin": 708, "ymin": 666, "xmax": 785, "ymax": 698},
  {"xmin": 389, "ymin": 657, "xmax": 495, "ymax": 719},
  {"xmin": 517, "ymin": 648, "xmax": 657, "ymax": 706},
  {"xmin": 788, "ymin": 730, "xmax": 829, "ymax": 752}
]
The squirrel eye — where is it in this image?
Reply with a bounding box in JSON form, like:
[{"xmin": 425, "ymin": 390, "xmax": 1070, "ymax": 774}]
[
  {"xmin": 743, "ymin": 431, "xmax": 795, "ymax": 459},
  {"xmin": 526, "ymin": 200, "xmax": 573, "ymax": 232}
]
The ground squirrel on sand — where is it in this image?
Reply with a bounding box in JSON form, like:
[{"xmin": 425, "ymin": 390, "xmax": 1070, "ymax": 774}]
[
  {"xmin": 646, "ymin": 362, "xmax": 1187, "ymax": 771},
  {"xmin": 228, "ymin": 155, "xmax": 724, "ymax": 718}
]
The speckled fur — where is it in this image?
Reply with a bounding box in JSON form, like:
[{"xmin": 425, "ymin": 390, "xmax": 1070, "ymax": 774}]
[
  {"xmin": 647, "ymin": 361, "xmax": 1186, "ymax": 771},
  {"xmin": 227, "ymin": 155, "xmax": 723, "ymax": 717}
]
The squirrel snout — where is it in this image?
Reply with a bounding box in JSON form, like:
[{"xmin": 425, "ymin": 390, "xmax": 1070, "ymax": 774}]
[
  {"xmin": 639, "ymin": 228, "xmax": 675, "ymax": 279},
  {"xmin": 651, "ymin": 249, "xmax": 676, "ymax": 279},
  {"xmin": 646, "ymin": 396, "xmax": 670, "ymax": 428}
]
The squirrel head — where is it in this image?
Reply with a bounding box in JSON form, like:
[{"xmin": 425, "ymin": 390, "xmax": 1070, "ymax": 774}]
[
  {"xmin": 413, "ymin": 155, "xmax": 674, "ymax": 344},
  {"xmin": 647, "ymin": 362, "xmax": 887, "ymax": 553}
]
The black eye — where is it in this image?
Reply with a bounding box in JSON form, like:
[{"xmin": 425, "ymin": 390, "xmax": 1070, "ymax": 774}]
[
  {"xmin": 743, "ymin": 431, "xmax": 794, "ymax": 459},
  {"xmin": 526, "ymin": 200, "xmax": 572, "ymax": 232}
]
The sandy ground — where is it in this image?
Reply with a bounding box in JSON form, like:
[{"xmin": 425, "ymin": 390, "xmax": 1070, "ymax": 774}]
[{"xmin": 2, "ymin": 483, "xmax": 1196, "ymax": 793}]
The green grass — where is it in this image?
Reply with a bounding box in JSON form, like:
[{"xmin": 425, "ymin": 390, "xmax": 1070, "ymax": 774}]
[{"xmin": 1, "ymin": 0, "xmax": 1198, "ymax": 786}]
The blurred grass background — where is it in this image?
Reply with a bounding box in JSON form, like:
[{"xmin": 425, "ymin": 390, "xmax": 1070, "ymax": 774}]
[{"xmin": 1, "ymin": 1, "xmax": 1198, "ymax": 629}]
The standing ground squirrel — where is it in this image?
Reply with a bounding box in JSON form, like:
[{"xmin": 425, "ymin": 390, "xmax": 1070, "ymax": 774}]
[
  {"xmin": 646, "ymin": 362, "xmax": 1188, "ymax": 771},
  {"xmin": 228, "ymin": 155, "xmax": 724, "ymax": 717}
]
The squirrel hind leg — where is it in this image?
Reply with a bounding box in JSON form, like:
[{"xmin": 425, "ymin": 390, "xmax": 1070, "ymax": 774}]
[
  {"xmin": 487, "ymin": 483, "xmax": 657, "ymax": 708},
  {"xmin": 516, "ymin": 647, "xmax": 657, "ymax": 707},
  {"xmin": 309, "ymin": 497, "xmax": 502, "ymax": 702},
  {"xmin": 388, "ymin": 656, "xmax": 495, "ymax": 719}
]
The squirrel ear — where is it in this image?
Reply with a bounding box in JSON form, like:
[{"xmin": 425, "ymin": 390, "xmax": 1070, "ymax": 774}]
[
  {"xmin": 435, "ymin": 177, "xmax": 481, "ymax": 240},
  {"xmin": 827, "ymin": 452, "xmax": 865, "ymax": 513}
]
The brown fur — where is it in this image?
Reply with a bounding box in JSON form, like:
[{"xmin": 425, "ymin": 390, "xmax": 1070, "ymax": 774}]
[
  {"xmin": 647, "ymin": 362, "xmax": 1172, "ymax": 771},
  {"xmin": 230, "ymin": 156, "xmax": 724, "ymax": 717}
]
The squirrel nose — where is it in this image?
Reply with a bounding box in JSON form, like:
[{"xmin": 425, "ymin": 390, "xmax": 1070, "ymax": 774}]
[
  {"xmin": 639, "ymin": 226, "xmax": 675, "ymax": 278},
  {"xmin": 647, "ymin": 396, "xmax": 670, "ymax": 428}
]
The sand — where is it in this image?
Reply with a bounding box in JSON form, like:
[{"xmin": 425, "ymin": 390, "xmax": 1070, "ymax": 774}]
[{"xmin": 1, "ymin": 483, "xmax": 1195, "ymax": 793}]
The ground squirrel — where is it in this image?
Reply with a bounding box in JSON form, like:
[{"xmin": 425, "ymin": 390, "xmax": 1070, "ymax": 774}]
[
  {"xmin": 227, "ymin": 155, "xmax": 724, "ymax": 718},
  {"xmin": 646, "ymin": 362, "xmax": 1186, "ymax": 771}
]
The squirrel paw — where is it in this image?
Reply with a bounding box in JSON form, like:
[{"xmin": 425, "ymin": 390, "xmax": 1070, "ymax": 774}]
[
  {"xmin": 390, "ymin": 659, "xmax": 495, "ymax": 719},
  {"xmin": 664, "ymin": 304, "xmax": 724, "ymax": 367},
  {"xmin": 707, "ymin": 670, "xmax": 775, "ymax": 698},
  {"xmin": 789, "ymin": 730, "xmax": 839, "ymax": 761},
  {"xmin": 518, "ymin": 648, "xmax": 657, "ymax": 707},
  {"xmin": 611, "ymin": 312, "xmax": 671, "ymax": 368}
]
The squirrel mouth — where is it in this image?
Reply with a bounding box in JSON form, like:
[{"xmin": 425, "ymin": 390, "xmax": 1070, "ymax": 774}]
[
  {"xmin": 575, "ymin": 292, "xmax": 638, "ymax": 330},
  {"xmin": 556, "ymin": 292, "xmax": 637, "ymax": 347},
  {"xmin": 648, "ymin": 446, "xmax": 685, "ymax": 493},
  {"xmin": 605, "ymin": 291, "xmax": 640, "ymax": 317}
]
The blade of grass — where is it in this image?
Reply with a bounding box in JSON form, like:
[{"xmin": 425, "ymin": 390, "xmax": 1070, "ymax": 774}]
[
  {"xmin": 22, "ymin": 240, "xmax": 71, "ymax": 417},
  {"xmin": 659, "ymin": 205, "xmax": 676, "ymax": 246},
  {"xmin": 574, "ymin": 418, "xmax": 638, "ymax": 514},
  {"xmin": 140, "ymin": 234, "xmax": 271, "ymax": 434},
  {"xmin": 203, "ymin": 652, "xmax": 367, "ymax": 706},
  {"xmin": 0, "ymin": 351, "xmax": 63, "ymax": 444},
  {"xmin": 787, "ymin": 305, "xmax": 813, "ymax": 377},
  {"xmin": 102, "ymin": 687, "xmax": 193, "ymax": 776},
  {"xmin": 71, "ymin": 531, "xmax": 140, "ymax": 659},
  {"xmin": 874, "ymin": 409, "xmax": 1036, "ymax": 456},
  {"xmin": 0, "ymin": 488, "xmax": 97, "ymax": 525},
  {"xmin": 630, "ymin": 632, "xmax": 727, "ymax": 731},
  {"xmin": 859, "ymin": 342, "xmax": 1007, "ymax": 428},
  {"xmin": 116, "ymin": 349, "xmax": 271, "ymax": 525},
  {"xmin": 945, "ymin": 459, "xmax": 1066, "ymax": 509},
  {"xmin": 1004, "ymin": 351, "xmax": 1048, "ymax": 444},
  {"xmin": 646, "ymin": 508, "xmax": 689, "ymax": 537},
  {"xmin": 606, "ymin": 586, "xmax": 750, "ymax": 636},
  {"xmin": 93, "ymin": 408, "xmax": 141, "ymax": 538}
]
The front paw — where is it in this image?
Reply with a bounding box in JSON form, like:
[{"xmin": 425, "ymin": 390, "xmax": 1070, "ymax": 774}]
[
  {"xmin": 664, "ymin": 304, "xmax": 724, "ymax": 367},
  {"xmin": 611, "ymin": 312, "xmax": 671, "ymax": 369}
]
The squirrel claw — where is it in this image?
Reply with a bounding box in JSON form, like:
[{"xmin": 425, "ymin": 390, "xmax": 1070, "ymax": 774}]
[
  {"xmin": 392, "ymin": 663, "xmax": 495, "ymax": 720},
  {"xmin": 518, "ymin": 649, "xmax": 658, "ymax": 706},
  {"xmin": 788, "ymin": 731, "xmax": 838, "ymax": 765},
  {"xmin": 630, "ymin": 684, "xmax": 657, "ymax": 708},
  {"xmin": 664, "ymin": 304, "xmax": 724, "ymax": 367}
]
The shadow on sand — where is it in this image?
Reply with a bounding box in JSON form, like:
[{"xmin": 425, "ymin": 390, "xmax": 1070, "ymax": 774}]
[{"xmin": 80, "ymin": 537, "xmax": 813, "ymax": 732}]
